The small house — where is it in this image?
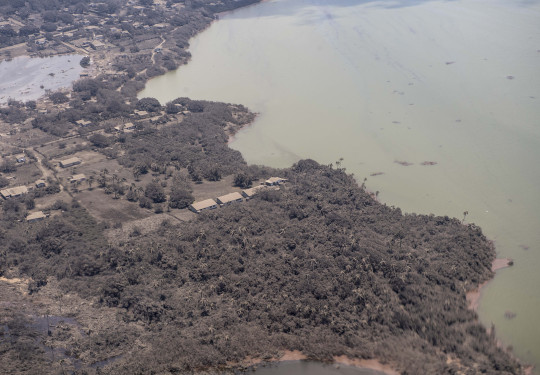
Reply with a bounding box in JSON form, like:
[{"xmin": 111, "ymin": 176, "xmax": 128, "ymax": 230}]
[
  {"xmin": 90, "ymin": 40, "xmax": 105, "ymax": 50},
  {"xmin": 124, "ymin": 122, "xmax": 135, "ymax": 130},
  {"xmin": 265, "ymin": 177, "xmax": 288, "ymax": 186},
  {"xmin": 35, "ymin": 179, "xmax": 46, "ymax": 188},
  {"xmin": 59, "ymin": 157, "xmax": 81, "ymax": 168},
  {"xmin": 76, "ymin": 119, "xmax": 92, "ymax": 127},
  {"xmin": 189, "ymin": 199, "xmax": 218, "ymax": 213},
  {"xmin": 14, "ymin": 153, "xmax": 26, "ymax": 163},
  {"xmin": 216, "ymin": 192, "xmax": 243, "ymax": 206},
  {"xmin": 26, "ymin": 211, "xmax": 46, "ymax": 223},
  {"xmin": 134, "ymin": 110, "xmax": 148, "ymax": 117},
  {"xmin": 241, "ymin": 185, "xmax": 266, "ymax": 199},
  {"xmin": 0, "ymin": 186, "xmax": 28, "ymax": 199},
  {"xmin": 69, "ymin": 174, "xmax": 86, "ymax": 184}
]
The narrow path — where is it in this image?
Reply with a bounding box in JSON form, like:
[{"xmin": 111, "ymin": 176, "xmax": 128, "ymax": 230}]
[
  {"xmin": 31, "ymin": 147, "xmax": 70, "ymax": 195},
  {"xmin": 31, "ymin": 148, "xmax": 53, "ymax": 181},
  {"xmin": 151, "ymin": 35, "xmax": 166, "ymax": 64},
  {"xmin": 0, "ymin": 42, "xmax": 26, "ymax": 53}
]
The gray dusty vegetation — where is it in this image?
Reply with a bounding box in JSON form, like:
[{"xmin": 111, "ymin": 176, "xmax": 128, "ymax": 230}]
[{"xmin": 0, "ymin": 0, "xmax": 527, "ymax": 374}]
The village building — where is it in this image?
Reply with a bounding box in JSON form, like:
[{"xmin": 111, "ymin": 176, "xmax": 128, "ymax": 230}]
[
  {"xmin": 189, "ymin": 199, "xmax": 218, "ymax": 213},
  {"xmin": 70, "ymin": 174, "xmax": 86, "ymax": 184},
  {"xmin": 0, "ymin": 185, "xmax": 28, "ymax": 199},
  {"xmin": 14, "ymin": 153, "xmax": 26, "ymax": 163},
  {"xmin": 35, "ymin": 179, "xmax": 46, "ymax": 188},
  {"xmin": 241, "ymin": 185, "xmax": 266, "ymax": 199},
  {"xmin": 90, "ymin": 40, "xmax": 106, "ymax": 50},
  {"xmin": 115, "ymin": 122, "xmax": 136, "ymax": 133},
  {"xmin": 265, "ymin": 177, "xmax": 288, "ymax": 186},
  {"xmin": 134, "ymin": 110, "xmax": 149, "ymax": 117},
  {"xmin": 59, "ymin": 157, "xmax": 82, "ymax": 168},
  {"xmin": 216, "ymin": 192, "xmax": 244, "ymax": 206},
  {"xmin": 75, "ymin": 119, "xmax": 92, "ymax": 127},
  {"xmin": 26, "ymin": 211, "xmax": 47, "ymax": 223}
]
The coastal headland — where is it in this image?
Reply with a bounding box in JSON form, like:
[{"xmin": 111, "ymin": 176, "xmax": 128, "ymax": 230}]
[{"xmin": 0, "ymin": 0, "xmax": 530, "ymax": 374}]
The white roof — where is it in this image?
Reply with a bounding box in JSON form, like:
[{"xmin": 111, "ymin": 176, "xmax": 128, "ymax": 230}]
[
  {"xmin": 1, "ymin": 186, "xmax": 28, "ymax": 197},
  {"xmin": 27, "ymin": 211, "xmax": 46, "ymax": 221},
  {"xmin": 60, "ymin": 157, "xmax": 81, "ymax": 166},
  {"xmin": 217, "ymin": 192, "xmax": 243, "ymax": 204},
  {"xmin": 191, "ymin": 199, "xmax": 218, "ymax": 211},
  {"xmin": 71, "ymin": 173, "xmax": 86, "ymax": 181},
  {"xmin": 242, "ymin": 185, "xmax": 266, "ymax": 197},
  {"xmin": 266, "ymin": 177, "xmax": 287, "ymax": 184}
]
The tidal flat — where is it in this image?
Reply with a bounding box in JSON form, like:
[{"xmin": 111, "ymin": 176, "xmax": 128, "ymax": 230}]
[{"xmin": 0, "ymin": 54, "xmax": 84, "ymax": 104}]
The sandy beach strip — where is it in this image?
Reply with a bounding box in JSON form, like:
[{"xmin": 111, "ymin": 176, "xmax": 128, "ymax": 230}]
[
  {"xmin": 466, "ymin": 257, "xmax": 512, "ymax": 312},
  {"xmin": 234, "ymin": 350, "xmax": 399, "ymax": 375}
]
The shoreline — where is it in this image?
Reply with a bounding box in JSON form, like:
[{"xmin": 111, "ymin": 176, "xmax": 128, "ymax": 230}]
[
  {"xmin": 466, "ymin": 258, "xmax": 535, "ymax": 374},
  {"xmin": 1, "ymin": 1, "xmax": 534, "ymax": 374},
  {"xmin": 226, "ymin": 112, "xmax": 259, "ymax": 145},
  {"xmin": 466, "ymin": 257, "xmax": 512, "ymax": 312},
  {"xmin": 234, "ymin": 350, "xmax": 399, "ymax": 375}
]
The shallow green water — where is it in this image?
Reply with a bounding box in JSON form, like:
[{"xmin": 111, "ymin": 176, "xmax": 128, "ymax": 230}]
[{"xmin": 140, "ymin": 0, "xmax": 540, "ymax": 370}]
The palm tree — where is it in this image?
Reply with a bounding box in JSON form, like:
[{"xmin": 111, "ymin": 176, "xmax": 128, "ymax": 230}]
[{"xmin": 336, "ymin": 157, "xmax": 344, "ymax": 171}]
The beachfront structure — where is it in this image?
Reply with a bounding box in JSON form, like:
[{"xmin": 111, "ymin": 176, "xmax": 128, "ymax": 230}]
[
  {"xmin": 265, "ymin": 177, "xmax": 288, "ymax": 186},
  {"xmin": 70, "ymin": 174, "xmax": 86, "ymax": 184},
  {"xmin": 0, "ymin": 186, "xmax": 28, "ymax": 199},
  {"xmin": 189, "ymin": 199, "xmax": 218, "ymax": 213},
  {"xmin": 60, "ymin": 157, "xmax": 82, "ymax": 168},
  {"xmin": 26, "ymin": 211, "xmax": 46, "ymax": 223},
  {"xmin": 241, "ymin": 185, "xmax": 266, "ymax": 199}
]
